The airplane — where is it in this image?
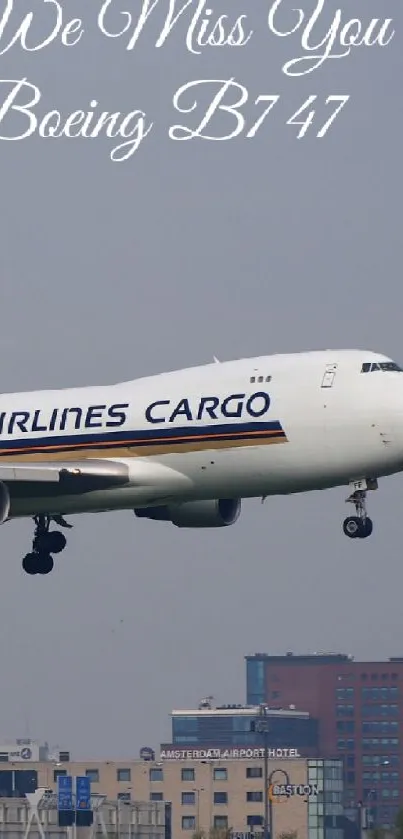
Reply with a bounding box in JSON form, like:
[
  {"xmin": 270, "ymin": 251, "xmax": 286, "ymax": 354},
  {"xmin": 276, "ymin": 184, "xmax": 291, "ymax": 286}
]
[{"xmin": 0, "ymin": 347, "xmax": 401, "ymax": 576}]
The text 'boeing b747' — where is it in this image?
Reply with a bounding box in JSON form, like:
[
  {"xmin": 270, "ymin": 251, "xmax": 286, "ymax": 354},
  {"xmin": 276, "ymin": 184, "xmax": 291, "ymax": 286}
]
[{"xmin": 1, "ymin": 348, "xmax": 403, "ymax": 575}]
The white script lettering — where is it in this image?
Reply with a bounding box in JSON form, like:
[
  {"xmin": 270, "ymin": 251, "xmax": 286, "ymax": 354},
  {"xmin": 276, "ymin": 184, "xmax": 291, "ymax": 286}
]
[
  {"xmin": 0, "ymin": 0, "xmax": 83, "ymax": 57},
  {"xmin": 98, "ymin": 0, "xmax": 253, "ymax": 55},
  {"xmin": 170, "ymin": 79, "xmax": 248, "ymax": 140},
  {"xmin": 0, "ymin": 80, "xmax": 153, "ymax": 161},
  {"xmin": 267, "ymin": 0, "xmax": 394, "ymax": 76}
]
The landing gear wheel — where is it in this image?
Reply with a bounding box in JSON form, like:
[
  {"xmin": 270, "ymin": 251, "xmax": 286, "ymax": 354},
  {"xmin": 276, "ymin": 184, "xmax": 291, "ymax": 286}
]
[
  {"xmin": 22, "ymin": 514, "xmax": 72, "ymax": 574},
  {"xmin": 344, "ymin": 486, "xmax": 374, "ymax": 540},
  {"xmin": 36, "ymin": 553, "xmax": 54, "ymax": 574},
  {"xmin": 34, "ymin": 530, "xmax": 66, "ymax": 555},
  {"xmin": 358, "ymin": 517, "xmax": 373, "ymax": 539},
  {"xmin": 343, "ymin": 516, "xmax": 361, "ymax": 538},
  {"xmin": 343, "ymin": 516, "xmax": 373, "ymax": 539},
  {"xmin": 22, "ymin": 552, "xmax": 38, "ymax": 575}
]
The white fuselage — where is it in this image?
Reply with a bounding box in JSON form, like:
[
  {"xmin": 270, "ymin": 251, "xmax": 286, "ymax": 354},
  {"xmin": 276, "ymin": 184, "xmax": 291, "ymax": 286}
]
[{"xmin": 4, "ymin": 349, "xmax": 403, "ymax": 519}]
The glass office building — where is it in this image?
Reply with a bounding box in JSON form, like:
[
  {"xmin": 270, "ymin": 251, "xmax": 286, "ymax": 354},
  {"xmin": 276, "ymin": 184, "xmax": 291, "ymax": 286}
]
[
  {"xmin": 169, "ymin": 704, "xmax": 319, "ymax": 754},
  {"xmin": 307, "ymin": 759, "xmax": 344, "ymax": 839}
]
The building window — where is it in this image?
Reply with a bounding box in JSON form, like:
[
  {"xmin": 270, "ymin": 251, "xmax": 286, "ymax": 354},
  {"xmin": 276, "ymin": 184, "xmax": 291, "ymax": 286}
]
[
  {"xmin": 150, "ymin": 792, "xmax": 163, "ymax": 801},
  {"xmin": 181, "ymin": 768, "xmax": 195, "ymax": 782},
  {"xmin": 362, "ymin": 721, "xmax": 399, "ymax": 734},
  {"xmin": 54, "ymin": 770, "xmax": 67, "ymax": 781},
  {"xmin": 362, "ymin": 687, "xmax": 399, "ymax": 700},
  {"xmin": 117, "ymin": 769, "xmax": 131, "ymax": 782},
  {"xmin": 247, "ymin": 816, "xmax": 263, "ymax": 827},
  {"xmin": 246, "ymin": 767, "xmax": 262, "ymax": 778},
  {"xmin": 85, "ymin": 769, "xmax": 99, "ymax": 783},
  {"xmin": 363, "ymin": 755, "xmax": 399, "ymax": 767},
  {"xmin": 336, "ymin": 721, "xmax": 355, "ymax": 733},
  {"xmin": 182, "ymin": 816, "xmax": 196, "ymax": 830},
  {"xmin": 214, "ymin": 792, "xmax": 228, "ymax": 805},
  {"xmin": 336, "ymin": 687, "xmax": 354, "ymax": 699},
  {"xmin": 247, "ymin": 791, "xmax": 263, "ymax": 802},
  {"xmin": 150, "ymin": 768, "xmax": 163, "ymax": 782},
  {"xmin": 336, "ymin": 704, "xmax": 354, "ymax": 717},
  {"xmin": 214, "ymin": 816, "xmax": 228, "ymax": 830},
  {"xmin": 182, "ymin": 792, "xmax": 196, "ymax": 805},
  {"xmin": 213, "ymin": 768, "xmax": 227, "ymax": 781},
  {"xmin": 118, "ymin": 793, "xmax": 131, "ymax": 801}
]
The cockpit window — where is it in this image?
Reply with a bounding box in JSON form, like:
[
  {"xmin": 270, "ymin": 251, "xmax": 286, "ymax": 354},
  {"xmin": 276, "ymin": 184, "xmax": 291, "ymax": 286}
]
[{"xmin": 361, "ymin": 361, "xmax": 403, "ymax": 373}]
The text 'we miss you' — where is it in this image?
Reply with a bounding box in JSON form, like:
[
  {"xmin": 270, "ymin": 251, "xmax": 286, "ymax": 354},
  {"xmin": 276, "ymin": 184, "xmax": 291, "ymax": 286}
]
[{"xmin": 0, "ymin": 0, "xmax": 396, "ymax": 163}]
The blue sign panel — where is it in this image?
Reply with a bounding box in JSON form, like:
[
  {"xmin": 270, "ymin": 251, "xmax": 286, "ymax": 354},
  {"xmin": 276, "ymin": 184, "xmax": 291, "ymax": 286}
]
[
  {"xmin": 57, "ymin": 775, "xmax": 73, "ymax": 810},
  {"xmin": 76, "ymin": 776, "xmax": 91, "ymax": 810}
]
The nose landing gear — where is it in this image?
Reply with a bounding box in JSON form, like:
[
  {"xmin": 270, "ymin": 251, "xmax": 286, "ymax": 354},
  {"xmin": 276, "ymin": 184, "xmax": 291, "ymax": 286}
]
[
  {"xmin": 343, "ymin": 484, "xmax": 375, "ymax": 539},
  {"xmin": 22, "ymin": 515, "xmax": 71, "ymax": 575}
]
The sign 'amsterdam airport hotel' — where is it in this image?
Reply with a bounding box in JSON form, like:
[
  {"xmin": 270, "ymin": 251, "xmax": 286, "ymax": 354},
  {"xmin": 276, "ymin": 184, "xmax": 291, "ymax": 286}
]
[{"xmin": 159, "ymin": 747, "xmax": 303, "ymax": 760}]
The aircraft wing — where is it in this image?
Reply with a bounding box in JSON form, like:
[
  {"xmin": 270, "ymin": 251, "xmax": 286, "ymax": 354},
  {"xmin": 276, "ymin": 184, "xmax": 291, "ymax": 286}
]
[{"xmin": 0, "ymin": 459, "xmax": 130, "ymax": 490}]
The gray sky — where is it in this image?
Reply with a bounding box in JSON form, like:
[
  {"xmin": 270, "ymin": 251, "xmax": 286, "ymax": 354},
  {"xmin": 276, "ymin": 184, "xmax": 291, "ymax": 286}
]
[{"xmin": 0, "ymin": 0, "xmax": 401, "ymax": 760}]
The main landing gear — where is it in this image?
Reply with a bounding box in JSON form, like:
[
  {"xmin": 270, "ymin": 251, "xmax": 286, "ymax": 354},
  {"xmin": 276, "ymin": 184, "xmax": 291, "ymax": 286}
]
[
  {"xmin": 22, "ymin": 515, "xmax": 72, "ymax": 575},
  {"xmin": 343, "ymin": 479, "xmax": 377, "ymax": 539}
]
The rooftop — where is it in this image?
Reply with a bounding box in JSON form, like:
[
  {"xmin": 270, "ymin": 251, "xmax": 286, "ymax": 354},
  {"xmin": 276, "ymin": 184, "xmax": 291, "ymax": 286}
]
[
  {"xmin": 171, "ymin": 703, "xmax": 309, "ymax": 718},
  {"xmin": 246, "ymin": 652, "xmax": 403, "ymax": 664}
]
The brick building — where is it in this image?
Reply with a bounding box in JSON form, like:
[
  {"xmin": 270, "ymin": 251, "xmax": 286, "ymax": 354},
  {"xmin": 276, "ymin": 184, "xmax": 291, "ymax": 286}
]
[{"xmin": 246, "ymin": 652, "xmax": 403, "ymax": 828}]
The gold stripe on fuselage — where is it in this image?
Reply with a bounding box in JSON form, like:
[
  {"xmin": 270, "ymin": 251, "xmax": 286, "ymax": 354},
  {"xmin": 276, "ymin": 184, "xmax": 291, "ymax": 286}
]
[{"xmin": 0, "ymin": 434, "xmax": 288, "ymax": 463}]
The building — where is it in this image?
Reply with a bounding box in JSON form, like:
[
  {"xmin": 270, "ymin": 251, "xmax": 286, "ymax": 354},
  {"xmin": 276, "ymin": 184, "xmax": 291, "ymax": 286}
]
[
  {"xmin": 0, "ymin": 755, "xmax": 344, "ymax": 839},
  {"xmin": 0, "ymin": 793, "xmax": 167, "ymax": 839},
  {"xmin": 162, "ymin": 699, "xmax": 319, "ymax": 756},
  {"xmin": 0, "ymin": 740, "xmax": 68, "ymax": 797},
  {"xmin": 246, "ymin": 652, "xmax": 403, "ymax": 828},
  {"xmin": 0, "ymin": 740, "xmax": 51, "ymax": 763}
]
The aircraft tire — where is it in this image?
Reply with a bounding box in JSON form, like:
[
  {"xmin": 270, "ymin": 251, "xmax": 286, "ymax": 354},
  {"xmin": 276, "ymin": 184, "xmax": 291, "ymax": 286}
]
[
  {"xmin": 36, "ymin": 553, "xmax": 54, "ymax": 575},
  {"xmin": 22, "ymin": 552, "xmax": 39, "ymax": 574},
  {"xmin": 34, "ymin": 530, "xmax": 66, "ymax": 555},
  {"xmin": 357, "ymin": 517, "xmax": 373, "ymax": 538},
  {"xmin": 343, "ymin": 516, "xmax": 361, "ymax": 538}
]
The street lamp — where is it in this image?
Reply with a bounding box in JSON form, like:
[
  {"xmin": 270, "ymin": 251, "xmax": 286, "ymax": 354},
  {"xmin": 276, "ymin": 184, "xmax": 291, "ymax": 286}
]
[
  {"xmin": 192, "ymin": 788, "xmax": 204, "ymax": 832},
  {"xmin": 251, "ymin": 705, "xmax": 270, "ymax": 839}
]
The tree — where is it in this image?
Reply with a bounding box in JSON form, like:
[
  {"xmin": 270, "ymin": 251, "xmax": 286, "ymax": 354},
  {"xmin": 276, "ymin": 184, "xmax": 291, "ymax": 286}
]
[
  {"xmin": 368, "ymin": 829, "xmax": 388, "ymax": 839},
  {"xmin": 192, "ymin": 828, "xmax": 232, "ymax": 839},
  {"xmin": 208, "ymin": 830, "xmax": 232, "ymax": 839}
]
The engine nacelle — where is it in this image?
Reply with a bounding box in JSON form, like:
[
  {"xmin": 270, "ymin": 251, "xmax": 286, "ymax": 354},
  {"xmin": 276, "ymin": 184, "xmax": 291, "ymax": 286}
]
[
  {"xmin": 134, "ymin": 498, "xmax": 241, "ymax": 528},
  {"xmin": 0, "ymin": 481, "xmax": 10, "ymax": 524}
]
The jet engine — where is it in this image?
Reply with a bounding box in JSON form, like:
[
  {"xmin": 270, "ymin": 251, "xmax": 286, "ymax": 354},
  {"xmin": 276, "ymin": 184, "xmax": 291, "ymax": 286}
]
[
  {"xmin": 134, "ymin": 498, "xmax": 241, "ymax": 528},
  {"xmin": 0, "ymin": 481, "xmax": 10, "ymax": 524}
]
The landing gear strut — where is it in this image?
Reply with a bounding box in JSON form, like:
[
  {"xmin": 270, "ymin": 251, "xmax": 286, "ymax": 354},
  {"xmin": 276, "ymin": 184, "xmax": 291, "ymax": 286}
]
[
  {"xmin": 22, "ymin": 515, "xmax": 71, "ymax": 575},
  {"xmin": 343, "ymin": 484, "xmax": 374, "ymax": 539}
]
